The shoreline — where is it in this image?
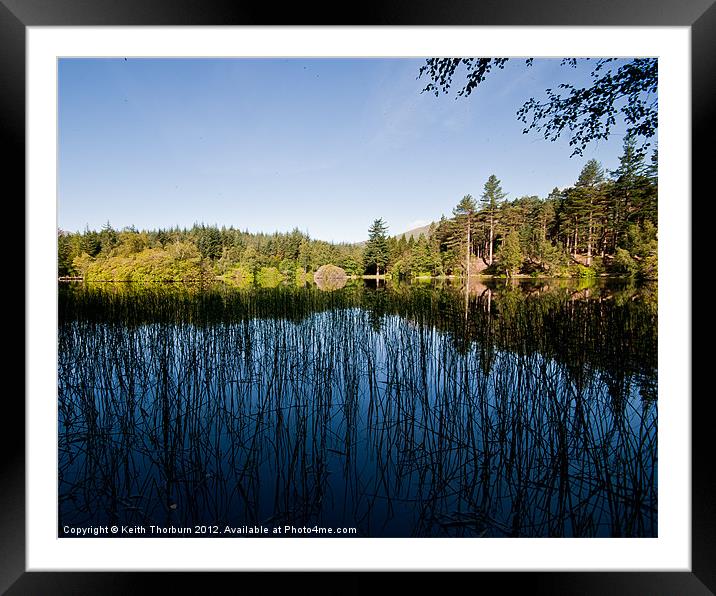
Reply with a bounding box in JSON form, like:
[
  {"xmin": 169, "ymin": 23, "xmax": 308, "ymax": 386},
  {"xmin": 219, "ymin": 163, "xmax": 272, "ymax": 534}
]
[{"xmin": 59, "ymin": 273, "xmax": 649, "ymax": 283}]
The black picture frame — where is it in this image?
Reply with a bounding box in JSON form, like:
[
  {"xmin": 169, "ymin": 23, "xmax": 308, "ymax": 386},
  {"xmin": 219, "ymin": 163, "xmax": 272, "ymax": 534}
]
[{"xmin": 8, "ymin": 1, "xmax": 710, "ymax": 593}]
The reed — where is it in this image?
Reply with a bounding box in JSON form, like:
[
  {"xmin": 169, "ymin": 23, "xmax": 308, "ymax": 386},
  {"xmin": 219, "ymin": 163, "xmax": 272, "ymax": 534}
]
[{"xmin": 58, "ymin": 279, "xmax": 657, "ymax": 537}]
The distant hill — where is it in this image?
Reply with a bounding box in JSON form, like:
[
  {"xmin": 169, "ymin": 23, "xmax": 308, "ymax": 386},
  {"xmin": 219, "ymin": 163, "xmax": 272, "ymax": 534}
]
[
  {"xmin": 355, "ymin": 221, "xmax": 436, "ymax": 245},
  {"xmin": 394, "ymin": 222, "xmax": 435, "ymax": 241}
]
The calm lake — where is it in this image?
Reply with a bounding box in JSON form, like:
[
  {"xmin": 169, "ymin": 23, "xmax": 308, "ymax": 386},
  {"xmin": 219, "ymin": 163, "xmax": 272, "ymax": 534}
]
[{"xmin": 58, "ymin": 279, "xmax": 657, "ymax": 538}]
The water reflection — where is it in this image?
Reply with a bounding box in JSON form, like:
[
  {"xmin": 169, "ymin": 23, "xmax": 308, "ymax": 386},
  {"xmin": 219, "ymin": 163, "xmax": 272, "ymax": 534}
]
[{"xmin": 58, "ymin": 279, "xmax": 657, "ymax": 537}]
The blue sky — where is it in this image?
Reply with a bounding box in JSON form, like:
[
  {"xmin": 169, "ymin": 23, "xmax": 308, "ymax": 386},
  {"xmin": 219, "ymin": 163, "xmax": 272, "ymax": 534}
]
[{"xmin": 58, "ymin": 58, "xmax": 640, "ymax": 243}]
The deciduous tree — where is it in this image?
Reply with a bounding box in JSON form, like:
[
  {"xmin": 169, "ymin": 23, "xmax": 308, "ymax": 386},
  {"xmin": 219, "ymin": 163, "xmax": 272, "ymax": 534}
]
[{"xmin": 418, "ymin": 58, "xmax": 657, "ymax": 157}]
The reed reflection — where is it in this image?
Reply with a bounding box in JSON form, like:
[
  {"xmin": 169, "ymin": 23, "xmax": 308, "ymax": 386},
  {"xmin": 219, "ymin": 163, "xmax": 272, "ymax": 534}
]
[{"xmin": 58, "ymin": 279, "xmax": 657, "ymax": 537}]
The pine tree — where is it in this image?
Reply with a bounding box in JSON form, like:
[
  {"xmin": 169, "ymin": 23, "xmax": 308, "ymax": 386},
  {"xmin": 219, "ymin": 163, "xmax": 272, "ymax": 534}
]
[
  {"xmin": 647, "ymin": 146, "xmax": 658, "ymax": 184},
  {"xmin": 610, "ymin": 135, "xmax": 647, "ymax": 250},
  {"xmin": 480, "ymin": 175, "xmax": 507, "ymax": 265},
  {"xmin": 364, "ymin": 218, "xmax": 389, "ymax": 276},
  {"xmin": 641, "ymin": 147, "xmax": 658, "ymax": 226},
  {"xmin": 387, "ymin": 236, "xmax": 400, "ymax": 264},
  {"xmin": 197, "ymin": 226, "xmax": 223, "ymax": 260},
  {"xmin": 99, "ymin": 221, "xmax": 118, "ymax": 254},
  {"xmin": 298, "ymin": 239, "xmax": 311, "ymax": 273},
  {"xmin": 81, "ymin": 226, "xmax": 101, "ymax": 257},
  {"xmin": 452, "ymin": 194, "xmax": 477, "ymax": 279},
  {"xmin": 57, "ymin": 231, "xmax": 74, "ymax": 276},
  {"xmin": 496, "ymin": 229, "xmax": 523, "ymax": 276},
  {"xmin": 574, "ymin": 159, "xmax": 605, "ymax": 265}
]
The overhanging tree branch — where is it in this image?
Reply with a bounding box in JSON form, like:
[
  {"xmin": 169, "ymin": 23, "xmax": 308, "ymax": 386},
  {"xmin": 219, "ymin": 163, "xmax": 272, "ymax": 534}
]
[{"xmin": 417, "ymin": 58, "xmax": 658, "ymax": 157}]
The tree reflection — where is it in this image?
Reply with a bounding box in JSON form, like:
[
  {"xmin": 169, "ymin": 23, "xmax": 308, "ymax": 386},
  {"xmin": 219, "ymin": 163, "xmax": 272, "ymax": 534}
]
[{"xmin": 58, "ymin": 279, "xmax": 657, "ymax": 537}]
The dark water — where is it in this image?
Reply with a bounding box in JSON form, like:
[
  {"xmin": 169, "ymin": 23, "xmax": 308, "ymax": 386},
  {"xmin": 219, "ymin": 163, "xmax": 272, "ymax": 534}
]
[{"xmin": 58, "ymin": 279, "xmax": 657, "ymax": 537}]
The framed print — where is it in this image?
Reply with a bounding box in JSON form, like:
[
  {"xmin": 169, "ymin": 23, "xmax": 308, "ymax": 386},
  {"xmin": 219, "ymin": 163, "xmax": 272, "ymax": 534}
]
[{"xmin": 8, "ymin": 0, "xmax": 711, "ymax": 593}]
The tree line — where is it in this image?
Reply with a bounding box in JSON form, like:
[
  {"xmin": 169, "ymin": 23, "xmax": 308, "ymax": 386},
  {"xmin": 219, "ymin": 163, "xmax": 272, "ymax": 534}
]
[
  {"xmin": 59, "ymin": 223, "xmax": 365, "ymax": 284},
  {"xmin": 359, "ymin": 135, "xmax": 656, "ymax": 280},
  {"xmin": 59, "ymin": 136, "xmax": 657, "ymax": 283}
]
